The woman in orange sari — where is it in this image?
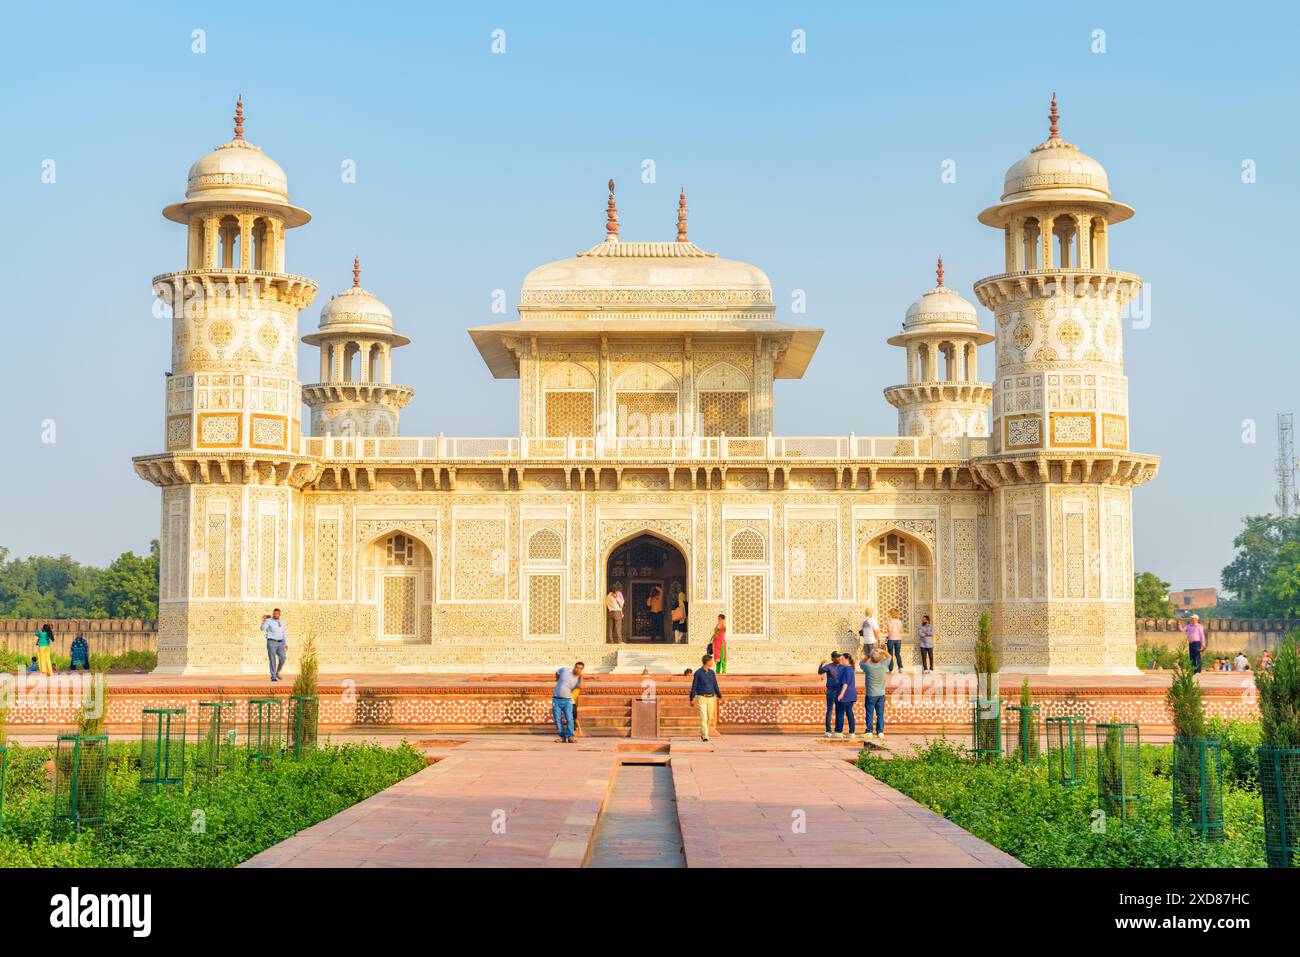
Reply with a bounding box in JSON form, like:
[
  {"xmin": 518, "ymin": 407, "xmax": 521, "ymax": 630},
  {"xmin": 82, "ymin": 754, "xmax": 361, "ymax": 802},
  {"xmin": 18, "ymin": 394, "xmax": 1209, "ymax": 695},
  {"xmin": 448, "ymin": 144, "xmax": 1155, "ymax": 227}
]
[{"xmin": 709, "ymin": 614, "xmax": 727, "ymax": 674}]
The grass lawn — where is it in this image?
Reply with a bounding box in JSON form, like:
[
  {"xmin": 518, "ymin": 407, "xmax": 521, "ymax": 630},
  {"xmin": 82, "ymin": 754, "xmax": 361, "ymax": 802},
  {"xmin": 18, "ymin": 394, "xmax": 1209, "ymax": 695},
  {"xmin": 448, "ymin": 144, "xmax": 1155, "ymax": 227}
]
[{"xmin": 0, "ymin": 740, "xmax": 427, "ymax": 866}]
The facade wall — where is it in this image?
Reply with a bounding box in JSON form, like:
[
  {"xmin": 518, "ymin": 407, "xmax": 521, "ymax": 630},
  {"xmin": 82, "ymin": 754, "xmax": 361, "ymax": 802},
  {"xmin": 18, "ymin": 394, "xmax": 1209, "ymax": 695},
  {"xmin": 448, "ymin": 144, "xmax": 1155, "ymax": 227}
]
[{"xmin": 157, "ymin": 474, "xmax": 999, "ymax": 674}]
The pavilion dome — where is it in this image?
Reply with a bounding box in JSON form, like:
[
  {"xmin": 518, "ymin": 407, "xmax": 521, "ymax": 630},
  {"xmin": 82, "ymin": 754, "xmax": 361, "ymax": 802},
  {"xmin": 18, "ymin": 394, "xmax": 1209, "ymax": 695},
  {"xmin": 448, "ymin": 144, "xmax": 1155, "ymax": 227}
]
[
  {"xmin": 888, "ymin": 259, "xmax": 993, "ymax": 347},
  {"xmin": 163, "ymin": 98, "xmax": 310, "ymax": 226},
  {"xmin": 978, "ymin": 96, "xmax": 1133, "ymax": 227},
  {"xmin": 304, "ymin": 259, "xmax": 409, "ymax": 347}
]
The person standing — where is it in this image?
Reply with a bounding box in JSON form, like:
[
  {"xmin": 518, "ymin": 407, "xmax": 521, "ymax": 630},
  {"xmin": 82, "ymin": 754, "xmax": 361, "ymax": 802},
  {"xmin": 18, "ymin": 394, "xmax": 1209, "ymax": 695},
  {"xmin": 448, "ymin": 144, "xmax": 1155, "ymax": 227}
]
[
  {"xmin": 552, "ymin": 661, "xmax": 584, "ymax": 743},
  {"xmin": 709, "ymin": 614, "xmax": 727, "ymax": 674},
  {"xmin": 859, "ymin": 606, "xmax": 880, "ymax": 658},
  {"xmin": 260, "ymin": 608, "xmax": 288, "ymax": 682},
  {"xmin": 69, "ymin": 633, "xmax": 91, "ymax": 672},
  {"xmin": 671, "ymin": 589, "xmax": 689, "ymax": 643},
  {"xmin": 885, "ymin": 609, "xmax": 904, "ymax": 673},
  {"xmin": 917, "ymin": 615, "xmax": 935, "ymax": 673},
  {"xmin": 1183, "ymin": 614, "xmax": 1206, "ymax": 674},
  {"xmin": 860, "ymin": 646, "xmax": 892, "ymax": 741},
  {"xmin": 606, "ymin": 583, "xmax": 625, "ymax": 643},
  {"xmin": 818, "ymin": 652, "xmax": 843, "ymax": 738},
  {"xmin": 836, "ymin": 653, "xmax": 858, "ymax": 738},
  {"xmin": 689, "ymin": 654, "xmax": 722, "ymax": 742},
  {"xmin": 34, "ymin": 622, "xmax": 54, "ymax": 676},
  {"xmin": 647, "ymin": 585, "xmax": 664, "ymax": 640}
]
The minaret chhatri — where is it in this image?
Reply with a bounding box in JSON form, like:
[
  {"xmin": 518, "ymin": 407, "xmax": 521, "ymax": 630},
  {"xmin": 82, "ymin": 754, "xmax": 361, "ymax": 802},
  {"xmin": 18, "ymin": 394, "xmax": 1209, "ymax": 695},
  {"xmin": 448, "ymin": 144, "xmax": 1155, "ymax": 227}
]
[
  {"xmin": 302, "ymin": 257, "xmax": 414, "ymax": 437},
  {"xmin": 137, "ymin": 98, "xmax": 319, "ymax": 674},
  {"xmin": 972, "ymin": 95, "xmax": 1158, "ymax": 674},
  {"xmin": 884, "ymin": 256, "xmax": 993, "ymax": 442}
]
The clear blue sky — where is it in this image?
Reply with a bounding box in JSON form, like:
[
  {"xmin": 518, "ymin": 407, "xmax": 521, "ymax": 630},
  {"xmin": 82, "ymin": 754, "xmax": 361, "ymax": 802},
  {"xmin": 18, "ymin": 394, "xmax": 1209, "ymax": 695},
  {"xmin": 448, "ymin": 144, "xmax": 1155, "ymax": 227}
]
[{"xmin": 1, "ymin": 0, "xmax": 1295, "ymax": 592}]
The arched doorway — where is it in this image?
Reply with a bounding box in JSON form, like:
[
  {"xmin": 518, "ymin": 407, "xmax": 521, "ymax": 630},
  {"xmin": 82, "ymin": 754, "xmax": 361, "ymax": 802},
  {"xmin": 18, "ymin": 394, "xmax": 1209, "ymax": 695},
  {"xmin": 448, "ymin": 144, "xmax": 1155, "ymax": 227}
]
[
  {"xmin": 857, "ymin": 530, "xmax": 932, "ymax": 638},
  {"xmin": 606, "ymin": 533, "xmax": 687, "ymax": 643},
  {"xmin": 364, "ymin": 531, "xmax": 433, "ymax": 643}
]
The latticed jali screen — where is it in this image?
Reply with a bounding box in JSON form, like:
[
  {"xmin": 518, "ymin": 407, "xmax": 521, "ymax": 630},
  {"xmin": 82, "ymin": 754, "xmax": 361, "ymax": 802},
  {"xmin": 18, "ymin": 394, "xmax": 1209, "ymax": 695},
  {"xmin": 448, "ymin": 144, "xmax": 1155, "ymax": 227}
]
[
  {"xmin": 382, "ymin": 574, "xmax": 417, "ymax": 638},
  {"xmin": 616, "ymin": 392, "xmax": 678, "ymax": 437},
  {"xmin": 699, "ymin": 391, "xmax": 749, "ymax": 436},
  {"xmin": 875, "ymin": 574, "xmax": 911, "ymax": 636},
  {"xmin": 545, "ymin": 390, "xmax": 594, "ymax": 437},
  {"xmin": 527, "ymin": 573, "xmax": 563, "ymax": 637},
  {"xmin": 730, "ymin": 573, "xmax": 765, "ymax": 636}
]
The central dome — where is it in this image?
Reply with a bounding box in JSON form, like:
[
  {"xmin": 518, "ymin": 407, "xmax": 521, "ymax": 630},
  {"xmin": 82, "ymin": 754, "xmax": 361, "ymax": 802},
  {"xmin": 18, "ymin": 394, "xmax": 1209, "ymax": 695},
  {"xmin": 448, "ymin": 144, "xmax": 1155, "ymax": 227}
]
[{"xmin": 520, "ymin": 239, "xmax": 773, "ymax": 315}]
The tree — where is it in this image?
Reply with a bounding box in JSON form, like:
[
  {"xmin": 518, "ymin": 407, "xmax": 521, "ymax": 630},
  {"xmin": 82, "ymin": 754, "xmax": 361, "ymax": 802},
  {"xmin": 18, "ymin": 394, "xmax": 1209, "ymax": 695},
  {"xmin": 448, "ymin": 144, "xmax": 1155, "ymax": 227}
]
[
  {"xmin": 1255, "ymin": 542, "xmax": 1300, "ymax": 620},
  {"xmin": 1221, "ymin": 515, "xmax": 1300, "ymax": 611},
  {"xmin": 1134, "ymin": 571, "xmax": 1176, "ymax": 618},
  {"xmin": 0, "ymin": 541, "xmax": 159, "ymax": 619},
  {"xmin": 90, "ymin": 545, "xmax": 160, "ymax": 619}
]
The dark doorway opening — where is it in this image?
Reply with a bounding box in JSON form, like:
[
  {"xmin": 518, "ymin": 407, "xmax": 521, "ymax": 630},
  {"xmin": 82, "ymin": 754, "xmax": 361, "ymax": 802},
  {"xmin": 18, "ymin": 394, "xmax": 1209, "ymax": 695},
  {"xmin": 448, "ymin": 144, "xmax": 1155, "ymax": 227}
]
[{"xmin": 606, "ymin": 534, "xmax": 687, "ymax": 643}]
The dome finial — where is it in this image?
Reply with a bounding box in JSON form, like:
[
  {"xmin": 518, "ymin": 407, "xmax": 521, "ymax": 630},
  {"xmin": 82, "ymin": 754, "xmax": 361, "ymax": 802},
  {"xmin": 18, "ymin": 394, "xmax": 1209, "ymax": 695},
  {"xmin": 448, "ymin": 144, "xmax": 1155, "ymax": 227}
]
[
  {"xmin": 353, "ymin": 256, "xmax": 361, "ymax": 288},
  {"xmin": 605, "ymin": 179, "xmax": 619, "ymax": 240},
  {"xmin": 1048, "ymin": 92, "xmax": 1060, "ymax": 140},
  {"xmin": 677, "ymin": 188, "xmax": 689, "ymax": 242},
  {"xmin": 234, "ymin": 95, "xmax": 245, "ymax": 141},
  {"xmin": 936, "ymin": 255, "xmax": 944, "ymax": 287}
]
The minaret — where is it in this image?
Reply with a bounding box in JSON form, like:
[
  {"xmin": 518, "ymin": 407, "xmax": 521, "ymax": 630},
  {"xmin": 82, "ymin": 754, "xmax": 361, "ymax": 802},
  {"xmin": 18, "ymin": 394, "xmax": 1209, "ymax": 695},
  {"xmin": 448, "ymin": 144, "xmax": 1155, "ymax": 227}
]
[
  {"xmin": 138, "ymin": 99, "xmax": 318, "ymax": 674},
  {"xmin": 302, "ymin": 257, "xmax": 414, "ymax": 437},
  {"xmin": 972, "ymin": 95, "xmax": 1158, "ymax": 674},
  {"xmin": 884, "ymin": 257, "xmax": 993, "ymax": 442}
]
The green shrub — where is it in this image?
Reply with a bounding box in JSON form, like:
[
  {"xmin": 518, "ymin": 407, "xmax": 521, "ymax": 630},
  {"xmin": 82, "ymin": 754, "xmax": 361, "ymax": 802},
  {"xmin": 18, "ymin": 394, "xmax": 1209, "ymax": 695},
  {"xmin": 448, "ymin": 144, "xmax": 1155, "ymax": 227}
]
[
  {"xmin": 1167, "ymin": 651, "xmax": 1205, "ymax": 740},
  {"xmin": 858, "ymin": 737, "xmax": 1265, "ymax": 867},
  {"xmin": 1208, "ymin": 718, "xmax": 1262, "ymax": 789},
  {"xmin": 0, "ymin": 740, "xmax": 426, "ymax": 867},
  {"xmin": 975, "ymin": 612, "xmax": 997, "ymax": 699},
  {"xmin": 1136, "ymin": 640, "xmax": 1180, "ymax": 670},
  {"xmin": 1256, "ymin": 634, "xmax": 1300, "ymax": 749}
]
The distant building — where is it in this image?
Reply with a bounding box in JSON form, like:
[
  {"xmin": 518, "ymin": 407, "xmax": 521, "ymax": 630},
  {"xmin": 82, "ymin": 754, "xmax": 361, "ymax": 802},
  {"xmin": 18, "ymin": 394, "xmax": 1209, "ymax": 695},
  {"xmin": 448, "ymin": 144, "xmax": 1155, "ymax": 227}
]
[{"xmin": 1170, "ymin": 588, "xmax": 1217, "ymax": 612}]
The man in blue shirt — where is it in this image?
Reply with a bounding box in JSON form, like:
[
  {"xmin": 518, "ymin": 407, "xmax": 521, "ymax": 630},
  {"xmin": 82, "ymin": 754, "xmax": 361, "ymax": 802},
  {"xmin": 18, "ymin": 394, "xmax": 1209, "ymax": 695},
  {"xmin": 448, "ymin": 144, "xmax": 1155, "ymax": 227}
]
[
  {"xmin": 835, "ymin": 653, "xmax": 858, "ymax": 738},
  {"xmin": 689, "ymin": 654, "xmax": 723, "ymax": 742},
  {"xmin": 818, "ymin": 652, "xmax": 842, "ymax": 738},
  {"xmin": 260, "ymin": 609, "xmax": 288, "ymax": 682},
  {"xmin": 552, "ymin": 661, "xmax": 584, "ymax": 743}
]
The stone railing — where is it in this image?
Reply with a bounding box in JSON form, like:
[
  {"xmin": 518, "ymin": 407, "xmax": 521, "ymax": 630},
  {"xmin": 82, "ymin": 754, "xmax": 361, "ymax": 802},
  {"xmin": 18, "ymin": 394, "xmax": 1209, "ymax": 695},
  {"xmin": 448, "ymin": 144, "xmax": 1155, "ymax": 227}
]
[
  {"xmin": 0, "ymin": 619, "xmax": 157, "ymax": 658},
  {"xmin": 1136, "ymin": 618, "xmax": 1299, "ymax": 657},
  {"xmin": 301, "ymin": 434, "xmax": 991, "ymax": 462}
]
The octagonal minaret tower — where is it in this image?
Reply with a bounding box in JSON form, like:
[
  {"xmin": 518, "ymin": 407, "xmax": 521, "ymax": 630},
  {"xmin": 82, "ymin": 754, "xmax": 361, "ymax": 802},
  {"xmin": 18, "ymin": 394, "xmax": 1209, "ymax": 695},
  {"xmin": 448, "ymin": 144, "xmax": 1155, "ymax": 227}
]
[
  {"xmin": 302, "ymin": 258, "xmax": 414, "ymax": 437},
  {"xmin": 137, "ymin": 98, "xmax": 319, "ymax": 674},
  {"xmin": 972, "ymin": 96, "xmax": 1158, "ymax": 675},
  {"xmin": 884, "ymin": 257, "xmax": 993, "ymax": 441}
]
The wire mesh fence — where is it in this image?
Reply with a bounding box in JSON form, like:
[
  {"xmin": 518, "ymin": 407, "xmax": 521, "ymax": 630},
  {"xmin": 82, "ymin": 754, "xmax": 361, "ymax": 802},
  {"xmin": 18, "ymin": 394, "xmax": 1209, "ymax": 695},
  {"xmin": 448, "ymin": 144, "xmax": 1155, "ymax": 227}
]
[
  {"xmin": 247, "ymin": 698, "xmax": 283, "ymax": 768},
  {"xmin": 194, "ymin": 700, "xmax": 238, "ymax": 783},
  {"xmin": 286, "ymin": 695, "xmax": 319, "ymax": 760},
  {"xmin": 1005, "ymin": 704, "xmax": 1041, "ymax": 765},
  {"xmin": 0, "ymin": 745, "xmax": 6, "ymax": 838},
  {"xmin": 141, "ymin": 707, "xmax": 187, "ymax": 788},
  {"xmin": 1171, "ymin": 737, "xmax": 1223, "ymax": 843},
  {"xmin": 53, "ymin": 734, "xmax": 108, "ymax": 838},
  {"xmin": 1259, "ymin": 747, "xmax": 1300, "ymax": 868},
  {"xmin": 1045, "ymin": 715, "xmax": 1087, "ymax": 786},
  {"xmin": 971, "ymin": 698, "xmax": 1002, "ymax": 765},
  {"xmin": 1097, "ymin": 722, "xmax": 1142, "ymax": 822}
]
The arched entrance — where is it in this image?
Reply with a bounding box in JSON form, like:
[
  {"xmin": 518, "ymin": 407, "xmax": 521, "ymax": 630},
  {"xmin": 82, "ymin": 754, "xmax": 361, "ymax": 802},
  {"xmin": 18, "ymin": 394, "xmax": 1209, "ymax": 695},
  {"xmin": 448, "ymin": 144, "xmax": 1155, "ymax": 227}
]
[
  {"xmin": 857, "ymin": 530, "xmax": 932, "ymax": 638},
  {"xmin": 606, "ymin": 533, "xmax": 687, "ymax": 643},
  {"xmin": 364, "ymin": 531, "xmax": 433, "ymax": 644}
]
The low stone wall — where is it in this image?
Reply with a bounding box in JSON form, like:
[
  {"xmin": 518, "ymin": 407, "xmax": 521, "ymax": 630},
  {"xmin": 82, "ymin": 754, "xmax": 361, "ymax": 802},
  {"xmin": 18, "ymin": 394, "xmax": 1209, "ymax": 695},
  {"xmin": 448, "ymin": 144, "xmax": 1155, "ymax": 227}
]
[
  {"xmin": 0, "ymin": 619, "xmax": 157, "ymax": 659},
  {"xmin": 1135, "ymin": 618, "xmax": 1299, "ymax": 658}
]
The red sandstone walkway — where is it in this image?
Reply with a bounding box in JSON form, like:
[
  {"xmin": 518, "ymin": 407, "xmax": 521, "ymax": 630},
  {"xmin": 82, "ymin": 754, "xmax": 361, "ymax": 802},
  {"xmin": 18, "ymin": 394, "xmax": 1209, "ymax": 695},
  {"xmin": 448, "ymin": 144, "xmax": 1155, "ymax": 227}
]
[{"xmin": 240, "ymin": 735, "xmax": 1021, "ymax": 868}]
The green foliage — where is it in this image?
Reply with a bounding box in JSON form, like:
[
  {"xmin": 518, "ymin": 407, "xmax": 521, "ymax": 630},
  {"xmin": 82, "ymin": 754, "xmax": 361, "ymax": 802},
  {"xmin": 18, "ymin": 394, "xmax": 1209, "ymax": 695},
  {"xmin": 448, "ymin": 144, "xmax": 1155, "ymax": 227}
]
[
  {"xmin": 1019, "ymin": 677, "xmax": 1032, "ymax": 709},
  {"xmin": 1221, "ymin": 515, "xmax": 1300, "ymax": 617},
  {"xmin": 0, "ymin": 740, "xmax": 426, "ymax": 867},
  {"xmin": 975, "ymin": 612, "xmax": 997, "ymax": 698},
  {"xmin": 0, "ymin": 648, "xmax": 156, "ymax": 674},
  {"xmin": 292, "ymin": 635, "xmax": 318, "ymax": 698},
  {"xmin": 1167, "ymin": 650, "xmax": 1205, "ymax": 740},
  {"xmin": 0, "ymin": 541, "xmax": 159, "ymax": 620},
  {"xmin": 1134, "ymin": 571, "xmax": 1176, "ymax": 618},
  {"xmin": 1207, "ymin": 718, "xmax": 1262, "ymax": 789},
  {"xmin": 1256, "ymin": 634, "xmax": 1300, "ymax": 749},
  {"xmin": 857, "ymin": 738, "xmax": 1266, "ymax": 867},
  {"xmin": 1136, "ymin": 640, "xmax": 1180, "ymax": 670}
]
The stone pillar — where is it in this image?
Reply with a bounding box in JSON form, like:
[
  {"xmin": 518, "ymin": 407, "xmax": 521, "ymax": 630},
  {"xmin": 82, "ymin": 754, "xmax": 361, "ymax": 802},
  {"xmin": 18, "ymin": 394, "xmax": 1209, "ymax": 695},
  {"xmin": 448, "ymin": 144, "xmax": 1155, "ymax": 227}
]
[
  {"xmin": 203, "ymin": 216, "xmax": 219, "ymax": 269},
  {"xmin": 238, "ymin": 214, "xmax": 254, "ymax": 271}
]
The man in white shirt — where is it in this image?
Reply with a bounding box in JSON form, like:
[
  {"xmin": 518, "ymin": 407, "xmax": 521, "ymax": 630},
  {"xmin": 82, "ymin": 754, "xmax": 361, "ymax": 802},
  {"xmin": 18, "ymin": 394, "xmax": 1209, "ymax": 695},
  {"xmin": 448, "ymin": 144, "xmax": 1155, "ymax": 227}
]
[
  {"xmin": 859, "ymin": 605, "xmax": 880, "ymax": 657},
  {"xmin": 260, "ymin": 608, "xmax": 288, "ymax": 682},
  {"xmin": 1232, "ymin": 653, "xmax": 1251, "ymax": 672},
  {"xmin": 606, "ymin": 583, "xmax": 625, "ymax": 642}
]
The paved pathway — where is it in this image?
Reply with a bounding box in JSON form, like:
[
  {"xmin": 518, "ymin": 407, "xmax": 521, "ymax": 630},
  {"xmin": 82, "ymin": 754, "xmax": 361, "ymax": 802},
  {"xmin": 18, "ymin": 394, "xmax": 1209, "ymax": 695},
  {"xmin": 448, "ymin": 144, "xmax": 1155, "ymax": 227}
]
[{"xmin": 241, "ymin": 735, "xmax": 1021, "ymax": 868}]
